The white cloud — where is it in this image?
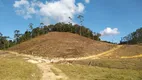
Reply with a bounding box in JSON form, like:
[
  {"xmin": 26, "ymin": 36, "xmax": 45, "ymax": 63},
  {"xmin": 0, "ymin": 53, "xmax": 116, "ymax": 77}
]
[
  {"xmin": 76, "ymin": 3, "xmax": 85, "ymax": 13},
  {"xmin": 13, "ymin": 0, "xmax": 29, "ymax": 8},
  {"xmin": 100, "ymin": 27, "xmax": 120, "ymax": 36},
  {"xmin": 13, "ymin": 0, "xmax": 86, "ymax": 24},
  {"xmin": 13, "ymin": 0, "xmax": 37, "ymax": 19},
  {"xmin": 85, "ymin": 0, "xmax": 90, "ymax": 3}
]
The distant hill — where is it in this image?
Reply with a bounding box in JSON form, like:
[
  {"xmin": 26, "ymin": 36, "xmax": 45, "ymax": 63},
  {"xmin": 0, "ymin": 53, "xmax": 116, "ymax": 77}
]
[
  {"xmin": 9, "ymin": 32, "xmax": 115, "ymax": 58},
  {"xmin": 120, "ymin": 27, "xmax": 142, "ymax": 44}
]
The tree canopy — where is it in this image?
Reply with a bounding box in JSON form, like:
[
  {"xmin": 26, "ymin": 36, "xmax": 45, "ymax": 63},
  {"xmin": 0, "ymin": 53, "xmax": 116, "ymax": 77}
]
[{"xmin": 120, "ymin": 27, "xmax": 142, "ymax": 44}]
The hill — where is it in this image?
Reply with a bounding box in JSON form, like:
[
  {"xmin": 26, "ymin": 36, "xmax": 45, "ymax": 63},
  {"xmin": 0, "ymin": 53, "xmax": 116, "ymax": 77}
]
[{"xmin": 9, "ymin": 32, "xmax": 115, "ymax": 58}]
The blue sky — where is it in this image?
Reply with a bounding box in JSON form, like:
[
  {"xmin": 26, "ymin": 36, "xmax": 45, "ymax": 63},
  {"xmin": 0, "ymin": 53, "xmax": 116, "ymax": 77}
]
[{"xmin": 0, "ymin": 0, "xmax": 142, "ymax": 43}]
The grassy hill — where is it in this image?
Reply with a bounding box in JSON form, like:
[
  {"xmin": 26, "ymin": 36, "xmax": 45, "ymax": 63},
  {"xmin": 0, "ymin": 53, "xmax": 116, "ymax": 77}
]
[
  {"xmin": 5, "ymin": 32, "xmax": 142, "ymax": 80},
  {"xmin": 9, "ymin": 32, "xmax": 115, "ymax": 58}
]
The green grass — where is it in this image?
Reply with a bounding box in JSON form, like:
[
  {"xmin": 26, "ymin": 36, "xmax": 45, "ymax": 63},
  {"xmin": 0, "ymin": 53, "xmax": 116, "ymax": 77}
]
[
  {"xmin": 0, "ymin": 54, "xmax": 41, "ymax": 80},
  {"xmin": 54, "ymin": 64, "xmax": 142, "ymax": 80}
]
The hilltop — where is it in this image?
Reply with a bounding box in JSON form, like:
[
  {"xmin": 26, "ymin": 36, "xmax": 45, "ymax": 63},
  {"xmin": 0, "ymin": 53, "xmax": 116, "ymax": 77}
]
[{"xmin": 9, "ymin": 32, "xmax": 115, "ymax": 58}]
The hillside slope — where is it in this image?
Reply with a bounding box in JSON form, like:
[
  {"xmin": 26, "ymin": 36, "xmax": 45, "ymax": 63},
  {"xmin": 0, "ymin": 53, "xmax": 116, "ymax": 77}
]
[
  {"xmin": 9, "ymin": 32, "xmax": 115, "ymax": 58},
  {"xmin": 100, "ymin": 45, "xmax": 142, "ymax": 59}
]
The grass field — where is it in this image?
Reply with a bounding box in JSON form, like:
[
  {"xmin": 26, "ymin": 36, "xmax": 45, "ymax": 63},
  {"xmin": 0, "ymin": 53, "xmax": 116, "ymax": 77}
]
[
  {"xmin": 0, "ymin": 53, "xmax": 41, "ymax": 80},
  {"xmin": 70, "ymin": 58, "xmax": 142, "ymax": 70},
  {"xmin": 54, "ymin": 64, "xmax": 142, "ymax": 80}
]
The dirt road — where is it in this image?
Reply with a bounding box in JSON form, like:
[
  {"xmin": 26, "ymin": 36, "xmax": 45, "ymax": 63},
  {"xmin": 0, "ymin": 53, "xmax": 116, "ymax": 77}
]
[{"xmin": 5, "ymin": 45, "xmax": 123, "ymax": 80}]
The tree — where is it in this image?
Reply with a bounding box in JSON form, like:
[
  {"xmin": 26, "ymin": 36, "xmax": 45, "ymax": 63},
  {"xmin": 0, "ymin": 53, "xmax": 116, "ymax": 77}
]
[
  {"xmin": 0, "ymin": 32, "xmax": 10, "ymax": 49},
  {"xmin": 2, "ymin": 36, "xmax": 10, "ymax": 49},
  {"xmin": 8, "ymin": 22, "xmax": 101, "ymax": 46},
  {"xmin": 29, "ymin": 23, "xmax": 33, "ymax": 31},
  {"xmin": 19, "ymin": 31, "xmax": 31, "ymax": 42},
  {"xmin": 40, "ymin": 23, "xmax": 44, "ymax": 28},
  {"xmin": 0, "ymin": 32, "xmax": 2, "ymax": 37},
  {"xmin": 14, "ymin": 30, "xmax": 21, "ymax": 44},
  {"xmin": 93, "ymin": 33, "xmax": 101, "ymax": 41},
  {"xmin": 29, "ymin": 23, "xmax": 33, "ymax": 38},
  {"xmin": 77, "ymin": 14, "xmax": 84, "ymax": 35},
  {"xmin": 120, "ymin": 27, "xmax": 142, "ymax": 44}
]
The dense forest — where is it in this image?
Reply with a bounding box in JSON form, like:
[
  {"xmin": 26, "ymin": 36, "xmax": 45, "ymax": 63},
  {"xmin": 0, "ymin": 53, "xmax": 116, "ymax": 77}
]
[
  {"xmin": 120, "ymin": 27, "xmax": 142, "ymax": 44},
  {"xmin": 0, "ymin": 22, "xmax": 101, "ymax": 50}
]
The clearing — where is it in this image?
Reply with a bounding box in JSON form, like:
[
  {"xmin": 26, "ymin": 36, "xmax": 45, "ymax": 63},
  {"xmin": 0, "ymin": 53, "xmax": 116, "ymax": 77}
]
[
  {"xmin": 9, "ymin": 32, "xmax": 115, "ymax": 58},
  {"xmin": 3, "ymin": 32, "xmax": 142, "ymax": 80}
]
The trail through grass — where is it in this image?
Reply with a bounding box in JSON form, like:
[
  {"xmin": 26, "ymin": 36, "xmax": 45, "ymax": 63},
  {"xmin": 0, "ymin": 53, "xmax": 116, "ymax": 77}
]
[
  {"xmin": 0, "ymin": 53, "xmax": 41, "ymax": 80},
  {"xmin": 7, "ymin": 50, "xmax": 68, "ymax": 80}
]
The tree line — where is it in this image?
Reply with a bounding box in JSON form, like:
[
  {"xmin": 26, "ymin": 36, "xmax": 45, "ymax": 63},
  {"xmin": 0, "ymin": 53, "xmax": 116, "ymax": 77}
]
[
  {"xmin": 0, "ymin": 22, "xmax": 101, "ymax": 49},
  {"xmin": 120, "ymin": 27, "xmax": 142, "ymax": 44},
  {"xmin": 0, "ymin": 33, "xmax": 15, "ymax": 49}
]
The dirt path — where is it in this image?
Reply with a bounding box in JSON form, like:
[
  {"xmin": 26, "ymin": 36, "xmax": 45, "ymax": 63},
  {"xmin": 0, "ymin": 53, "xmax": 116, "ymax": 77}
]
[
  {"xmin": 60, "ymin": 45, "xmax": 123, "ymax": 60},
  {"xmin": 37, "ymin": 63, "xmax": 68, "ymax": 80},
  {"xmin": 121, "ymin": 54, "xmax": 142, "ymax": 59},
  {"xmin": 95, "ymin": 45, "xmax": 123, "ymax": 57},
  {"xmin": 6, "ymin": 51, "xmax": 68, "ymax": 80},
  {"xmin": 6, "ymin": 45, "xmax": 123, "ymax": 62},
  {"xmin": 4, "ymin": 45, "xmax": 122, "ymax": 80}
]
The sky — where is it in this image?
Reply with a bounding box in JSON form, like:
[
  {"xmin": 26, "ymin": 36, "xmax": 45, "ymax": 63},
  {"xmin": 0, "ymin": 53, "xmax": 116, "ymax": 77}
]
[{"xmin": 0, "ymin": 0, "xmax": 142, "ymax": 43}]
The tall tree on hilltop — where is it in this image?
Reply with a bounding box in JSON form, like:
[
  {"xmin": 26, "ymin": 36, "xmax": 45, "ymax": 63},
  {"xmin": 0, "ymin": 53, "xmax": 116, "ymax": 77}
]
[
  {"xmin": 40, "ymin": 23, "xmax": 44, "ymax": 28},
  {"xmin": 14, "ymin": 30, "xmax": 21, "ymax": 44},
  {"xmin": 29, "ymin": 23, "xmax": 33, "ymax": 38},
  {"xmin": 77, "ymin": 14, "xmax": 84, "ymax": 36},
  {"xmin": 29, "ymin": 23, "xmax": 33, "ymax": 31},
  {"xmin": 68, "ymin": 17, "xmax": 73, "ymax": 32}
]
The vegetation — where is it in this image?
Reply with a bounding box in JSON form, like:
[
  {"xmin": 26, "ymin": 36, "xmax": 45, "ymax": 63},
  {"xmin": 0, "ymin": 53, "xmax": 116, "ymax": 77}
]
[
  {"xmin": 9, "ymin": 32, "xmax": 114, "ymax": 58},
  {"xmin": 0, "ymin": 53, "xmax": 41, "ymax": 80},
  {"xmin": 0, "ymin": 22, "xmax": 101, "ymax": 50},
  {"xmin": 0, "ymin": 32, "xmax": 15, "ymax": 49},
  {"xmin": 120, "ymin": 27, "xmax": 142, "ymax": 44},
  {"xmin": 54, "ymin": 64, "xmax": 142, "ymax": 80},
  {"xmin": 70, "ymin": 58, "xmax": 142, "ymax": 70}
]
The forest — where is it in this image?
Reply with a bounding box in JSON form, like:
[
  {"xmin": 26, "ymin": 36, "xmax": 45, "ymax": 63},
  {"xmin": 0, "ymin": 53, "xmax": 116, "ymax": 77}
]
[{"xmin": 120, "ymin": 27, "xmax": 142, "ymax": 44}]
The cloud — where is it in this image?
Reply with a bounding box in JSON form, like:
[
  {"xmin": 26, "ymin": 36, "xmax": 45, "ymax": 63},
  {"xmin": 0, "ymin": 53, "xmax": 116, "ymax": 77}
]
[
  {"xmin": 100, "ymin": 27, "xmax": 120, "ymax": 36},
  {"xmin": 13, "ymin": 0, "xmax": 86, "ymax": 24},
  {"xmin": 85, "ymin": 0, "xmax": 90, "ymax": 3},
  {"xmin": 39, "ymin": 0, "xmax": 85, "ymax": 24},
  {"xmin": 13, "ymin": 0, "xmax": 37, "ymax": 19},
  {"xmin": 13, "ymin": 0, "xmax": 29, "ymax": 8}
]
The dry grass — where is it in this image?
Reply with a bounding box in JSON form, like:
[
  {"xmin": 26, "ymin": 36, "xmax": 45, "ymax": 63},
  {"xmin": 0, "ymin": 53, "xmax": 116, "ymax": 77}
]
[
  {"xmin": 9, "ymin": 32, "xmax": 115, "ymax": 58},
  {"xmin": 69, "ymin": 58, "xmax": 142, "ymax": 70},
  {"xmin": 105, "ymin": 45, "xmax": 142, "ymax": 58},
  {"xmin": 54, "ymin": 64, "xmax": 142, "ymax": 80},
  {"xmin": 0, "ymin": 52, "xmax": 41, "ymax": 80}
]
